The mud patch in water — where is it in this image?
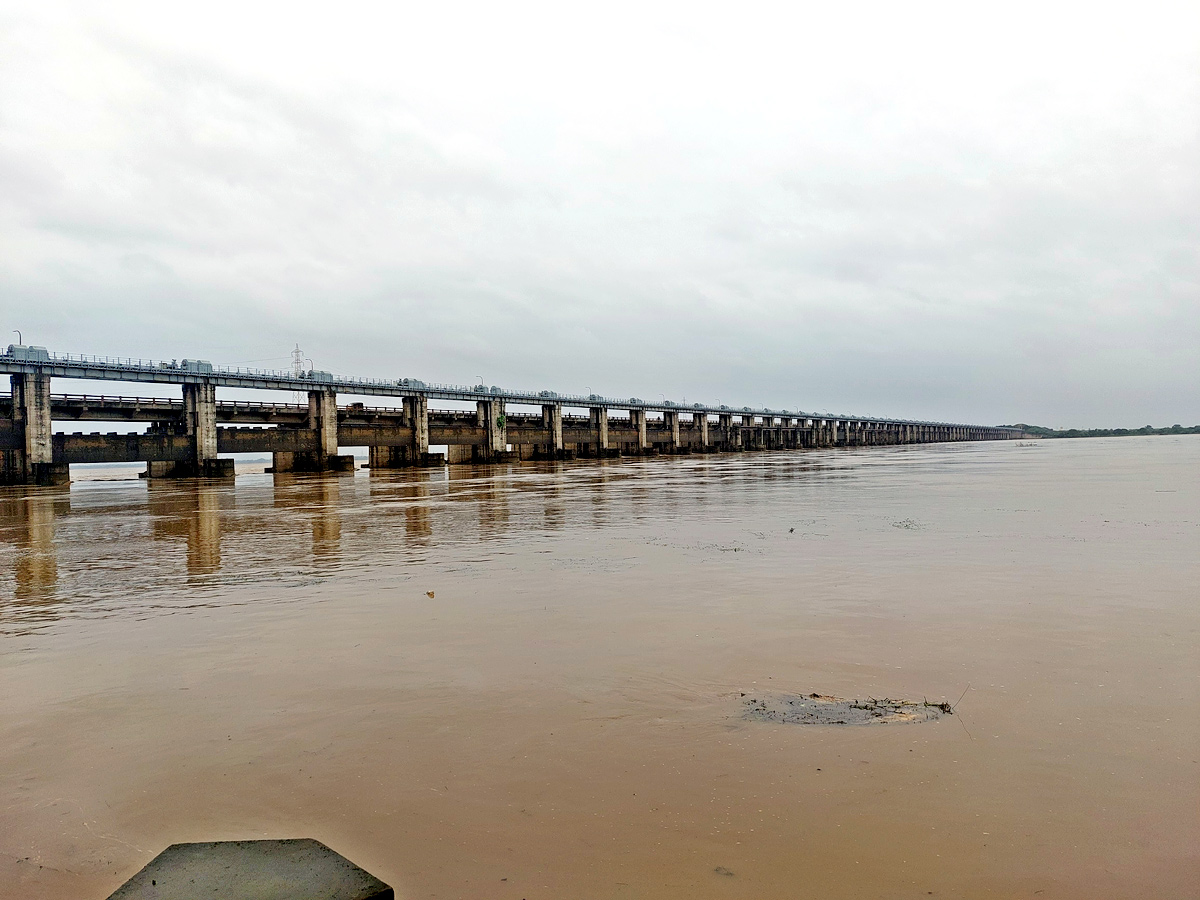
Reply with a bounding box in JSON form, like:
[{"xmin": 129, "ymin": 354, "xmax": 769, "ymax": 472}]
[{"xmin": 744, "ymin": 692, "xmax": 950, "ymax": 725}]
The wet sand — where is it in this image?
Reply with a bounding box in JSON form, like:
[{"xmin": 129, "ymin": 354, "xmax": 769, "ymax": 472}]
[{"xmin": 1, "ymin": 437, "xmax": 1197, "ymax": 898}]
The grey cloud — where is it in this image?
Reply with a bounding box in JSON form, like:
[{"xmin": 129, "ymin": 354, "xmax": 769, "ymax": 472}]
[{"xmin": 0, "ymin": 9, "xmax": 1197, "ymax": 429}]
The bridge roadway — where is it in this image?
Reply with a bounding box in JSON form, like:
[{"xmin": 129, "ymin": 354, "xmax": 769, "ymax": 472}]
[{"xmin": 0, "ymin": 346, "xmax": 1022, "ymax": 484}]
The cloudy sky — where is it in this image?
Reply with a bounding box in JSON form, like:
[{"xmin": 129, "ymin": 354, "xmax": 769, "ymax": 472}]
[{"xmin": 1, "ymin": 2, "xmax": 1197, "ymax": 427}]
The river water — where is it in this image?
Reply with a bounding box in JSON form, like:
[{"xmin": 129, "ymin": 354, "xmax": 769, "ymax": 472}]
[{"xmin": 1, "ymin": 437, "xmax": 1197, "ymax": 899}]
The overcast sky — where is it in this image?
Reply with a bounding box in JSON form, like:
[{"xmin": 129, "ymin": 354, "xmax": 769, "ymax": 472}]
[{"xmin": 1, "ymin": 2, "xmax": 1197, "ymax": 427}]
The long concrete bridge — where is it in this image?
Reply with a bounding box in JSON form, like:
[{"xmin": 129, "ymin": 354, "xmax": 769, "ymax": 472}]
[{"xmin": 0, "ymin": 345, "xmax": 1022, "ymax": 484}]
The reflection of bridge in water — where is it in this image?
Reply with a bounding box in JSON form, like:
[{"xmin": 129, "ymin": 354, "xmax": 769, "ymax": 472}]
[
  {"xmin": 1, "ymin": 345, "xmax": 1023, "ymax": 484},
  {"xmin": 3, "ymin": 456, "xmax": 856, "ymax": 627}
]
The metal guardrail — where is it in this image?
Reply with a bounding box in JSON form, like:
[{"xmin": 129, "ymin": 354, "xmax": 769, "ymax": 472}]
[
  {"xmin": 7, "ymin": 395, "xmax": 726, "ymax": 424},
  {"xmin": 0, "ymin": 349, "xmax": 1018, "ymax": 430}
]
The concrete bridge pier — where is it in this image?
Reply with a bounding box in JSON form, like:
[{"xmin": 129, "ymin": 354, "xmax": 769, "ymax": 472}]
[
  {"xmin": 718, "ymin": 413, "xmax": 736, "ymax": 450},
  {"xmin": 144, "ymin": 383, "xmax": 234, "ymax": 479},
  {"xmin": 662, "ymin": 410, "xmax": 680, "ymax": 453},
  {"xmin": 545, "ymin": 403, "xmax": 566, "ymax": 459},
  {"xmin": 306, "ymin": 389, "xmax": 355, "ymax": 471},
  {"xmin": 448, "ymin": 399, "xmax": 507, "ymax": 463},
  {"xmin": 3, "ymin": 371, "xmax": 68, "ymax": 484},
  {"xmin": 368, "ymin": 396, "xmax": 439, "ymax": 469},
  {"xmin": 695, "ymin": 412, "xmax": 710, "ymax": 451},
  {"xmin": 482, "ymin": 398, "xmax": 507, "ymax": 461},
  {"xmin": 629, "ymin": 409, "xmax": 650, "ymax": 454},
  {"xmin": 739, "ymin": 414, "xmax": 756, "ymax": 450},
  {"xmin": 269, "ymin": 390, "xmax": 354, "ymax": 474},
  {"xmin": 589, "ymin": 406, "xmax": 615, "ymax": 457}
]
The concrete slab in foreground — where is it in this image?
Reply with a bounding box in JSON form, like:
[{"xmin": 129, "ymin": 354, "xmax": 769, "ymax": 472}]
[{"xmin": 106, "ymin": 838, "xmax": 393, "ymax": 900}]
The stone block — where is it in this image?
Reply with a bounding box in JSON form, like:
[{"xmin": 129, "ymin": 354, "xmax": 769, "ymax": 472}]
[{"xmin": 105, "ymin": 838, "xmax": 392, "ymax": 900}]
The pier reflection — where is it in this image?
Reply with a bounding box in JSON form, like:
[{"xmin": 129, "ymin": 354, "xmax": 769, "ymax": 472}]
[
  {"xmin": 3, "ymin": 455, "xmax": 850, "ymax": 631},
  {"xmin": 147, "ymin": 480, "xmax": 225, "ymax": 576},
  {"xmin": 271, "ymin": 473, "xmax": 346, "ymax": 567},
  {"xmin": 403, "ymin": 476, "xmax": 432, "ymax": 541},
  {"xmin": 309, "ymin": 477, "xmax": 341, "ymax": 564},
  {"xmin": 0, "ymin": 488, "xmax": 67, "ymax": 602},
  {"xmin": 366, "ymin": 469, "xmax": 437, "ymax": 542},
  {"xmin": 541, "ymin": 463, "xmax": 566, "ymax": 530}
]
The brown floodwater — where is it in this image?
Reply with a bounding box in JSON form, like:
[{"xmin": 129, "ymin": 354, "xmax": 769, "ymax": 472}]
[{"xmin": 1, "ymin": 437, "xmax": 1197, "ymax": 899}]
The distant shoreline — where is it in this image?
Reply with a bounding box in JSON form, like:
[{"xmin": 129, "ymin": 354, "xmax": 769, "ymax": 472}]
[{"xmin": 1013, "ymin": 424, "xmax": 1200, "ymax": 439}]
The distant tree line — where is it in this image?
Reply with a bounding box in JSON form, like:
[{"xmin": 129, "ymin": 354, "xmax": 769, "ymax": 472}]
[{"xmin": 1011, "ymin": 424, "xmax": 1200, "ymax": 439}]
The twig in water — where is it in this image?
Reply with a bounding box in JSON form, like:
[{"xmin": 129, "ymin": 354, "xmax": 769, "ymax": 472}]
[
  {"xmin": 953, "ymin": 682, "xmax": 971, "ymax": 711},
  {"xmin": 955, "ymin": 709, "xmax": 975, "ymax": 741}
]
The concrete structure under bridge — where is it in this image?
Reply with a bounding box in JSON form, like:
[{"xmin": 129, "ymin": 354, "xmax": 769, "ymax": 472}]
[{"xmin": 0, "ymin": 345, "xmax": 1024, "ymax": 484}]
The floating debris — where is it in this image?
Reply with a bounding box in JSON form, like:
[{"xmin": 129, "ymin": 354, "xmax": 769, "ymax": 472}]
[{"xmin": 743, "ymin": 692, "xmax": 950, "ymax": 725}]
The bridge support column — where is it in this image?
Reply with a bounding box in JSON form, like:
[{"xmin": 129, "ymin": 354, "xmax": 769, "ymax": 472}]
[
  {"xmin": 367, "ymin": 395, "xmax": 436, "ymax": 469},
  {"xmin": 695, "ymin": 412, "xmax": 709, "ymax": 451},
  {"xmin": 590, "ymin": 406, "xmax": 611, "ymax": 456},
  {"xmin": 629, "ymin": 409, "xmax": 649, "ymax": 454},
  {"xmin": 3, "ymin": 371, "xmax": 66, "ymax": 484},
  {"xmin": 272, "ymin": 390, "xmax": 353, "ymax": 474},
  {"xmin": 663, "ymin": 410, "xmax": 680, "ymax": 453},
  {"xmin": 740, "ymin": 415, "xmax": 755, "ymax": 450},
  {"xmin": 543, "ymin": 404, "xmax": 564, "ymax": 458},
  {"xmin": 187, "ymin": 384, "xmax": 232, "ymax": 476},
  {"xmin": 309, "ymin": 389, "xmax": 354, "ymax": 472},
  {"xmin": 145, "ymin": 383, "xmax": 232, "ymax": 478},
  {"xmin": 718, "ymin": 414, "xmax": 734, "ymax": 450},
  {"xmin": 476, "ymin": 399, "xmax": 506, "ymax": 462},
  {"xmin": 408, "ymin": 395, "xmax": 430, "ymax": 460}
]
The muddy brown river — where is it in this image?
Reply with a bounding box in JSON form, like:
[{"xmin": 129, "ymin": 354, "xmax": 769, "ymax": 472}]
[{"xmin": 1, "ymin": 437, "xmax": 1197, "ymax": 899}]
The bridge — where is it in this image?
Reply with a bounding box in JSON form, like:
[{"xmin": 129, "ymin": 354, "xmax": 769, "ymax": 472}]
[{"xmin": 0, "ymin": 345, "xmax": 1022, "ymax": 484}]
